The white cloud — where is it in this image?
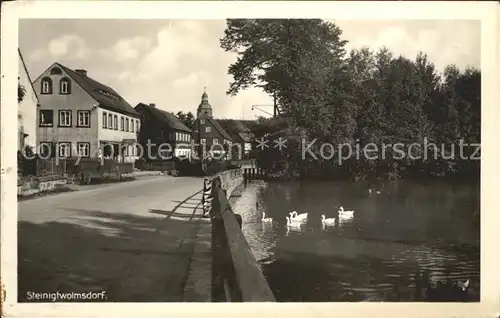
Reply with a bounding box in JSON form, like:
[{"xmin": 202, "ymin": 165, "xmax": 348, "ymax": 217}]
[
  {"xmin": 48, "ymin": 35, "xmax": 89, "ymax": 59},
  {"xmin": 339, "ymin": 21, "xmax": 480, "ymax": 73},
  {"xmin": 138, "ymin": 21, "xmax": 214, "ymax": 76},
  {"xmin": 108, "ymin": 36, "xmax": 152, "ymax": 62},
  {"xmin": 172, "ymin": 71, "xmax": 210, "ymax": 87}
]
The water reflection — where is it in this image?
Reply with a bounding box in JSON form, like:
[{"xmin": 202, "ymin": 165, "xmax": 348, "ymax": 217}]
[
  {"xmin": 232, "ymin": 180, "xmax": 480, "ymax": 302},
  {"xmin": 286, "ymin": 223, "xmax": 306, "ymax": 236},
  {"xmin": 261, "ymin": 220, "xmax": 274, "ymax": 233}
]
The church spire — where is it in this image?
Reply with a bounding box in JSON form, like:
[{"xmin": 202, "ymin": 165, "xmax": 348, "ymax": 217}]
[
  {"xmin": 201, "ymin": 85, "xmax": 208, "ymax": 101},
  {"xmin": 197, "ymin": 87, "xmax": 212, "ymax": 119}
]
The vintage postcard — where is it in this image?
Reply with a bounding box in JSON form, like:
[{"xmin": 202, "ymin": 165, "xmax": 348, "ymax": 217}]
[{"xmin": 1, "ymin": 1, "xmax": 499, "ymax": 317}]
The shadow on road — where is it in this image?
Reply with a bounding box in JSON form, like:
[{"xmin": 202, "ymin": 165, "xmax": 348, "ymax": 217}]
[{"xmin": 18, "ymin": 208, "xmax": 204, "ymax": 302}]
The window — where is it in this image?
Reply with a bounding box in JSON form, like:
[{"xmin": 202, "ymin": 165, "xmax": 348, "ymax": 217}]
[
  {"xmin": 200, "ymin": 138, "xmax": 206, "ymax": 144},
  {"xmin": 59, "ymin": 77, "xmax": 71, "ymax": 94},
  {"xmin": 58, "ymin": 110, "xmax": 72, "ymax": 127},
  {"xmin": 98, "ymin": 89, "xmax": 119, "ymax": 100},
  {"xmin": 136, "ymin": 120, "xmax": 140, "ymax": 132},
  {"xmin": 77, "ymin": 142, "xmax": 90, "ymax": 158},
  {"xmin": 121, "ymin": 117, "xmax": 124, "ymax": 131},
  {"xmin": 41, "ymin": 77, "xmax": 52, "ymax": 94},
  {"xmin": 50, "ymin": 67, "xmax": 62, "ymax": 75},
  {"xmin": 200, "ymin": 119, "xmax": 205, "ymax": 124},
  {"xmin": 58, "ymin": 142, "xmax": 71, "ymax": 157},
  {"xmin": 39, "ymin": 142, "xmax": 52, "ymax": 158},
  {"xmin": 213, "ymin": 138, "xmax": 219, "ymax": 144},
  {"xmin": 125, "ymin": 118, "xmax": 129, "ymax": 132},
  {"xmin": 114, "ymin": 115, "xmax": 118, "ymax": 130},
  {"xmin": 39, "ymin": 110, "xmax": 54, "ymax": 127},
  {"xmin": 205, "ymin": 126, "xmax": 211, "ymax": 133},
  {"xmin": 108, "ymin": 113, "xmax": 113, "ymax": 128},
  {"xmin": 131, "ymin": 120, "xmax": 135, "ymax": 133},
  {"xmin": 102, "ymin": 112, "xmax": 108, "ymax": 128},
  {"xmin": 77, "ymin": 111, "xmax": 90, "ymax": 127}
]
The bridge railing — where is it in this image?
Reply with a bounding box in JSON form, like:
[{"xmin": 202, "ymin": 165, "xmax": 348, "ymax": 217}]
[{"xmin": 204, "ymin": 169, "xmax": 275, "ymax": 302}]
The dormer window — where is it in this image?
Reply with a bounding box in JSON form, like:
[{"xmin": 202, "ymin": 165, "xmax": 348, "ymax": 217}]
[
  {"xmin": 59, "ymin": 77, "xmax": 71, "ymax": 94},
  {"xmin": 98, "ymin": 89, "xmax": 119, "ymax": 100},
  {"xmin": 41, "ymin": 77, "xmax": 52, "ymax": 94}
]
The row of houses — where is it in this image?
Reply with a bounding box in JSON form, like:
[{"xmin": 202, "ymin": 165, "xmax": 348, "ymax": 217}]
[{"xmin": 18, "ymin": 49, "xmax": 253, "ymax": 166}]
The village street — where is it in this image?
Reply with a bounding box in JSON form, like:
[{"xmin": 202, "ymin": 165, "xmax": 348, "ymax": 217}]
[{"xmin": 18, "ymin": 175, "xmax": 210, "ymax": 302}]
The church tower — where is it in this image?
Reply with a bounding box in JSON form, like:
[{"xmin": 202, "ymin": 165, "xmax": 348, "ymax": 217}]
[{"xmin": 197, "ymin": 87, "xmax": 213, "ymax": 119}]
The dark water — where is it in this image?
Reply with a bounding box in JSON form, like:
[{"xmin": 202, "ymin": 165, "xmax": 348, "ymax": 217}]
[{"xmin": 232, "ymin": 180, "xmax": 480, "ymax": 302}]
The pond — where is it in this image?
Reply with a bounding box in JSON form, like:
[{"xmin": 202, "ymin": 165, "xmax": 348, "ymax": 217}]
[{"xmin": 231, "ymin": 180, "xmax": 480, "ymax": 302}]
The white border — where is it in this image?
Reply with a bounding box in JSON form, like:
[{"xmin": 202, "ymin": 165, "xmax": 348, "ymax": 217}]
[{"xmin": 2, "ymin": 1, "xmax": 499, "ymax": 317}]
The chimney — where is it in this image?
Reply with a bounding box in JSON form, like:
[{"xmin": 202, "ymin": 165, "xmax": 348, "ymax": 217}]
[
  {"xmin": 75, "ymin": 69, "xmax": 87, "ymax": 76},
  {"xmin": 149, "ymin": 103, "xmax": 156, "ymax": 108}
]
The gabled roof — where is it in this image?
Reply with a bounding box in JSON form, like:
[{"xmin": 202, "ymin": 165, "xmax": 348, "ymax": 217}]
[
  {"xmin": 195, "ymin": 117, "xmax": 232, "ymax": 141},
  {"xmin": 43, "ymin": 62, "xmax": 139, "ymax": 117},
  {"xmin": 237, "ymin": 132, "xmax": 253, "ymax": 142},
  {"xmin": 18, "ymin": 48, "xmax": 39, "ymax": 102},
  {"xmin": 135, "ymin": 103, "xmax": 192, "ymax": 133},
  {"xmin": 218, "ymin": 119, "xmax": 253, "ymax": 143}
]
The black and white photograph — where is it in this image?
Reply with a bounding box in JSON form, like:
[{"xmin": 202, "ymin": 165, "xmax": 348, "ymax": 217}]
[{"xmin": 1, "ymin": 1, "xmax": 499, "ymax": 317}]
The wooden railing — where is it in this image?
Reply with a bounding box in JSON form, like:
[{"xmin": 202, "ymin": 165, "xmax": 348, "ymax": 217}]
[{"xmin": 204, "ymin": 169, "xmax": 275, "ymax": 302}]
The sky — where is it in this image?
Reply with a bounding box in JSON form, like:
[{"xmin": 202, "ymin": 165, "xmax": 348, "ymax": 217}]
[{"xmin": 19, "ymin": 19, "xmax": 480, "ymax": 120}]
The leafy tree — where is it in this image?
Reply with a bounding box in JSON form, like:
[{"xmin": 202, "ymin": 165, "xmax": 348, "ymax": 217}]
[
  {"xmin": 175, "ymin": 111, "xmax": 195, "ymax": 129},
  {"xmin": 221, "ymin": 19, "xmax": 481, "ymax": 182}
]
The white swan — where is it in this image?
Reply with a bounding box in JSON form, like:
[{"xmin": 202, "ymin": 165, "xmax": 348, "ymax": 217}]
[
  {"xmin": 289, "ymin": 211, "xmax": 308, "ymax": 221},
  {"xmin": 321, "ymin": 215, "xmax": 336, "ymax": 226},
  {"xmin": 286, "ymin": 216, "xmax": 303, "ymax": 227},
  {"xmin": 261, "ymin": 212, "xmax": 273, "ymax": 222},
  {"xmin": 338, "ymin": 206, "xmax": 354, "ymax": 218}
]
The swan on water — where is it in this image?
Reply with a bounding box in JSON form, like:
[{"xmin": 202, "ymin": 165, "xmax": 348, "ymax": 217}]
[
  {"xmin": 286, "ymin": 216, "xmax": 303, "ymax": 227},
  {"xmin": 321, "ymin": 215, "xmax": 336, "ymax": 226},
  {"xmin": 261, "ymin": 212, "xmax": 273, "ymax": 222},
  {"xmin": 289, "ymin": 211, "xmax": 308, "ymax": 221},
  {"xmin": 338, "ymin": 206, "xmax": 354, "ymax": 218}
]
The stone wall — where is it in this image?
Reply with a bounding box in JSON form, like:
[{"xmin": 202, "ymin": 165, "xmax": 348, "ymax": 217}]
[{"xmin": 18, "ymin": 175, "xmax": 68, "ymax": 197}]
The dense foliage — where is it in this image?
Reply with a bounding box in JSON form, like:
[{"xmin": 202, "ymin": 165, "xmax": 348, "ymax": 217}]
[
  {"xmin": 220, "ymin": 19, "xmax": 480, "ymax": 182},
  {"xmin": 175, "ymin": 111, "xmax": 195, "ymax": 130}
]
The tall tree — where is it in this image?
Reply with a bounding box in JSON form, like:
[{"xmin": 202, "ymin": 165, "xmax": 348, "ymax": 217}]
[
  {"xmin": 220, "ymin": 19, "xmax": 348, "ymax": 123},
  {"xmin": 175, "ymin": 111, "xmax": 195, "ymax": 129}
]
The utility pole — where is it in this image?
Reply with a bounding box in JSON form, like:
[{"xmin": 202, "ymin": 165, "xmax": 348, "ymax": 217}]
[{"xmin": 273, "ymin": 93, "xmax": 277, "ymax": 118}]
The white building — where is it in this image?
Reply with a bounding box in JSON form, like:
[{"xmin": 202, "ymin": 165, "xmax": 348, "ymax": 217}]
[{"xmin": 34, "ymin": 62, "xmax": 140, "ymax": 162}]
